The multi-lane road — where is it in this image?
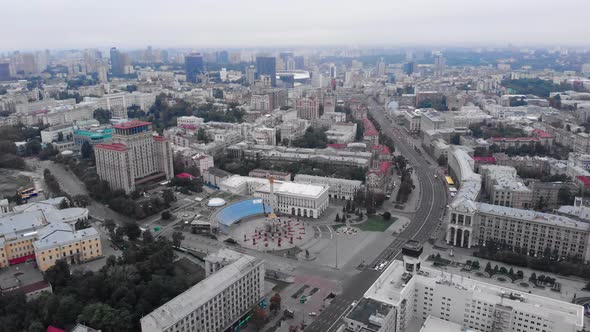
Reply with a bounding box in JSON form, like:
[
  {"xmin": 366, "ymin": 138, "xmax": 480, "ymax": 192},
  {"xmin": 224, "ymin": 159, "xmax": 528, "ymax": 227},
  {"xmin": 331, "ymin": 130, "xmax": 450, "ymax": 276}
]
[{"xmin": 305, "ymin": 101, "xmax": 448, "ymax": 332}]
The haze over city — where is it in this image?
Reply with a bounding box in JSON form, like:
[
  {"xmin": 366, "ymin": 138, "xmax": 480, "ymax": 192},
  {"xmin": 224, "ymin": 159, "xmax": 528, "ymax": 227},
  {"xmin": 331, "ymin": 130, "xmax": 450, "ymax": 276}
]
[{"xmin": 3, "ymin": 0, "xmax": 590, "ymax": 50}]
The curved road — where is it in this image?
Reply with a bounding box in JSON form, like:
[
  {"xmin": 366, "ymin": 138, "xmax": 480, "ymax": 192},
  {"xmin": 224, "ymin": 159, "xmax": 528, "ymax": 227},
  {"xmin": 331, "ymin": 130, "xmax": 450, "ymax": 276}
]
[{"xmin": 305, "ymin": 100, "xmax": 448, "ymax": 332}]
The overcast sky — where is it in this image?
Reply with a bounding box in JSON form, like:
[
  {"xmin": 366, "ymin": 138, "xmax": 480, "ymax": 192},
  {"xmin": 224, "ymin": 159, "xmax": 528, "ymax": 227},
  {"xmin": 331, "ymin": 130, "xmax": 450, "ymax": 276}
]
[{"xmin": 3, "ymin": 0, "xmax": 589, "ymax": 51}]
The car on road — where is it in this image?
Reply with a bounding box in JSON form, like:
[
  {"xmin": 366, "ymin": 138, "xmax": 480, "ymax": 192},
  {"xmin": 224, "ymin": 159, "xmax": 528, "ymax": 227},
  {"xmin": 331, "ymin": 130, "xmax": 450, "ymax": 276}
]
[
  {"xmin": 351, "ymin": 301, "xmax": 357, "ymax": 307},
  {"xmin": 308, "ymin": 312, "xmax": 317, "ymax": 316}
]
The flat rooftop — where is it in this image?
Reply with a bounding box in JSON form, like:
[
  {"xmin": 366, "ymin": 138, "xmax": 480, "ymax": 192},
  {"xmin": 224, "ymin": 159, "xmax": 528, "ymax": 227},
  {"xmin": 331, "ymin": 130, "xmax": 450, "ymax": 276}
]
[{"xmin": 420, "ymin": 316, "xmax": 466, "ymax": 332}]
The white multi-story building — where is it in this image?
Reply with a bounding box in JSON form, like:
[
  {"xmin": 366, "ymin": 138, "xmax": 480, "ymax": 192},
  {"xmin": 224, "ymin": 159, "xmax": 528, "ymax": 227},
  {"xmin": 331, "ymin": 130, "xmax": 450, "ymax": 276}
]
[
  {"xmin": 404, "ymin": 109, "xmax": 422, "ymax": 133},
  {"xmin": 141, "ymin": 249, "xmax": 265, "ymax": 332},
  {"xmin": 294, "ymin": 174, "xmax": 361, "ymax": 200},
  {"xmin": 191, "ymin": 153, "xmax": 214, "ymax": 175},
  {"xmin": 326, "ymin": 123, "xmax": 357, "ymax": 144},
  {"xmin": 420, "ymin": 109, "xmax": 446, "ymax": 133},
  {"xmin": 252, "ymin": 126, "xmax": 276, "ymax": 146},
  {"xmin": 177, "ymin": 116, "xmax": 204, "ymax": 127},
  {"xmin": 250, "ymin": 94, "xmax": 271, "ymax": 112},
  {"xmin": 95, "ymin": 121, "xmax": 174, "ymax": 193},
  {"xmin": 219, "ymin": 175, "xmax": 329, "ymax": 218},
  {"xmin": 40, "ymin": 124, "xmax": 75, "ymax": 144},
  {"xmin": 83, "ymin": 92, "xmax": 156, "ymax": 118},
  {"xmin": 345, "ymin": 245, "xmax": 584, "ymax": 332},
  {"xmin": 479, "ymin": 165, "xmax": 532, "ymax": 209}
]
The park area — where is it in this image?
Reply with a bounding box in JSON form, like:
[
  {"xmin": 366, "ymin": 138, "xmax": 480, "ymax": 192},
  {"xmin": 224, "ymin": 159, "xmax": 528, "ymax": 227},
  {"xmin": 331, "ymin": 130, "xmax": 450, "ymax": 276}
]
[{"xmin": 333, "ymin": 214, "xmax": 396, "ymax": 232}]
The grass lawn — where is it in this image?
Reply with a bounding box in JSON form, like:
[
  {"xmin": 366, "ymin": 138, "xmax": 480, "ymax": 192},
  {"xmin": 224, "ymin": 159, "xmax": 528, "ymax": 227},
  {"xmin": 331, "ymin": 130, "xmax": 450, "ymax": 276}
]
[
  {"xmin": 332, "ymin": 215, "xmax": 396, "ymax": 232},
  {"xmin": 360, "ymin": 215, "xmax": 396, "ymax": 232}
]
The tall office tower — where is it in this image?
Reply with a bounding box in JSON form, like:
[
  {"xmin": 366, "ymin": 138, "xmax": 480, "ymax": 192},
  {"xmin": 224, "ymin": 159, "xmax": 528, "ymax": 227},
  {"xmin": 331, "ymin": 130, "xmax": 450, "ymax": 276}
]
[
  {"xmin": 94, "ymin": 121, "xmax": 174, "ymax": 194},
  {"xmin": 110, "ymin": 47, "xmax": 126, "ymax": 76},
  {"xmin": 295, "ymin": 97, "xmax": 320, "ymax": 120},
  {"xmin": 35, "ymin": 50, "xmax": 49, "ymax": 73},
  {"xmin": 245, "ymin": 65, "xmax": 256, "ymax": 86},
  {"xmin": 216, "ymin": 50, "xmax": 229, "ymax": 64},
  {"xmin": 256, "ymin": 56, "xmax": 277, "ymax": 87},
  {"xmin": 279, "ymin": 52, "xmax": 293, "ymax": 65},
  {"xmin": 376, "ymin": 58, "xmax": 386, "ymax": 76},
  {"xmin": 185, "ymin": 53, "xmax": 204, "ymax": 83},
  {"xmin": 434, "ymin": 54, "xmax": 446, "ymax": 77},
  {"xmin": 160, "ymin": 50, "xmax": 169, "ymax": 63},
  {"xmin": 404, "ymin": 61, "xmax": 415, "ymax": 75},
  {"xmin": 329, "ymin": 63, "xmax": 337, "ymax": 79},
  {"xmin": 0, "ymin": 63, "xmax": 10, "ymax": 81},
  {"xmin": 294, "ymin": 56, "xmax": 305, "ymax": 70},
  {"xmin": 286, "ymin": 58, "xmax": 296, "ymax": 71}
]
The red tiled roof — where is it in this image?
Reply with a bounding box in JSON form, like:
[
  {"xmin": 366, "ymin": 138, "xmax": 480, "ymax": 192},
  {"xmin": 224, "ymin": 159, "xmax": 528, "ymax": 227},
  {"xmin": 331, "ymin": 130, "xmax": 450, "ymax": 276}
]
[
  {"xmin": 371, "ymin": 145, "xmax": 391, "ymax": 155},
  {"xmin": 380, "ymin": 161, "xmax": 392, "ymax": 174},
  {"xmin": 47, "ymin": 327, "xmax": 65, "ymax": 332},
  {"xmin": 176, "ymin": 173, "xmax": 195, "ymax": 180},
  {"xmin": 362, "ymin": 118, "xmax": 378, "ymax": 136},
  {"xmin": 113, "ymin": 120, "xmax": 151, "ymax": 129},
  {"xmin": 577, "ymin": 176, "xmax": 590, "ymax": 189},
  {"xmin": 473, "ymin": 156, "xmax": 496, "ymax": 163},
  {"xmin": 95, "ymin": 143, "xmax": 128, "ymax": 152},
  {"xmin": 153, "ymin": 135, "xmax": 167, "ymax": 141},
  {"xmin": 532, "ymin": 129, "xmax": 554, "ymax": 138},
  {"xmin": 180, "ymin": 124, "xmax": 198, "ymax": 130},
  {"xmin": 490, "ymin": 137, "xmax": 539, "ymax": 142},
  {"xmin": 327, "ymin": 143, "xmax": 347, "ymax": 149}
]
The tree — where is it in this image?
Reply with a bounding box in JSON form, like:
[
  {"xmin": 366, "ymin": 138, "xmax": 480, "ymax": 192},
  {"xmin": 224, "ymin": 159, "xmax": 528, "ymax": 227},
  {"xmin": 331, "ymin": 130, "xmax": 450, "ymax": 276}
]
[
  {"xmin": 437, "ymin": 155, "xmax": 448, "ymax": 166},
  {"xmin": 93, "ymin": 108, "xmax": 112, "ymax": 124},
  {"xmin": 161, "ymin": 210, "xmax": 172, "ymax": 220},
  {"xmin": 124, "ymin": 222, "xmax": 142, "ymax": 241},
  {"xmin": 485, "ymin": 262, "xmax": 492, "ymax": 273},
  {"xmin": 44, "ymin": 259, "xmax": 70, "ymax": 289},
  {"xmin": 142, "ymin": 230, "xmax": 154, "ymax": 244},
  {"xmin": 509, "ymin": 267, "xmax": 514, "ymax": 276},
  {"xmin": 57, "ymin": 131, "xmax": 64, "ymax": 142},
  {"xmin": 58, "ymin": 198, "xmax": 70, "ymax": 209},
  {"xmin": 558, "ymin": 186, "xmax": 573, "ymax": 205},
  {"xmin": 335, "ymin": 213, "xmax": 340, "ymax": 222},
  {"xmin": 172, "ymin": 231, "xmax": 184, "ymax": 248},
  {"xmin": 81, "ymin": 141, "xmax": 94, "ymax": 160},
  {"xmin": 72, "ymin": 194, "xmax": 90, "ymax": 207},
  {"xmin": 530, "ymin": 272, "xmax": 537, "ymax": 282},
  {"xmin": 270, "ymin": 293, "xmax": 282, "ymax": 313},
  {"xmin": 162, "ymin": 189, "xmax": 175, "ymax": 205},
  {"xmin": 104, "ymin": 218, "xmax": 116, "ymax": 234},
  {"xmin": 251, "ymin": 308, "xmax": 267, "ymax": 329},
  {"xmin": 197, "ymin": 127, "xmax": 210, "ymax": 143},
  {"xmin": 341, "ymin": 214, "xmax": 347, "ymax": 223},
  {"xmin": 382, "ymin": 211, "xmax": 392, "ymax": 220},
  {"xmin": 450, "ymin": 134, "xmax": 461, "ymax": 145}
]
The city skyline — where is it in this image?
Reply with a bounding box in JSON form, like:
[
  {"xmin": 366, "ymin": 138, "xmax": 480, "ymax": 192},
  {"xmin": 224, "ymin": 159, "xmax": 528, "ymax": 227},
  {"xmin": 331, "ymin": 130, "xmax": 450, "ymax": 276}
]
[{"xmin": 3, "ymin": 0, "xmax": 590, "ymax": 51}]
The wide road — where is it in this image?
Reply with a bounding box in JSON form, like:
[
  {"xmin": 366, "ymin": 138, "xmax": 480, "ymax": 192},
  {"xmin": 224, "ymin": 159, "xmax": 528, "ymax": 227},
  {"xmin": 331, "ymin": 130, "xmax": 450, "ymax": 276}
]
[{"xmin": 305, "ymin": 100, "xmax": 448, "ymax": 332}]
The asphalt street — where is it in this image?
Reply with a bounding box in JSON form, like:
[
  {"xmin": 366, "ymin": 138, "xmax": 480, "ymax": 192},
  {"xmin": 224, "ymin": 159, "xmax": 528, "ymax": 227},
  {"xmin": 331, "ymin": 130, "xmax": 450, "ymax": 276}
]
[{"xmin": 304, "ymin": 100, "xmax": 448, "ymax": 332}]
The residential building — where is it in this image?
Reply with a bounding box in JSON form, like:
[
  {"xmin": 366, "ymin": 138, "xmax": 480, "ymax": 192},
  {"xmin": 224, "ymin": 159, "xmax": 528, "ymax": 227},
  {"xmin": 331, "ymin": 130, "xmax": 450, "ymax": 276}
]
[
  {"xmin": 479, "ymin": 165, "xmax": 532, "ymax": 209},
  {"xmin": 248, "ymin": 169, "xmax": 291, "ymax": 181},
  {"xmin": 141, "ymin": 250, "xmax": 265, "ymax": 332},
  {"xmin": 296, "ymin": 97, "xmax": 320, "ymax": 120},
  {"xmin": 177, "ymin": 116, "xmax": 204, "ymax": 127},
  {"xmin": 404, "ymin": 110, "xmax": 421, "ymax": 134},
  {"xmin": 95, "ymin": 121, "xmax": 174, "ymax": 193},
  {"xmin": 40, "ymin": 124, "xmax": 74, "ymax": 144},
  {"xmin": 362, "ymin": 118, "xmax": 379, "ymax": 145}
]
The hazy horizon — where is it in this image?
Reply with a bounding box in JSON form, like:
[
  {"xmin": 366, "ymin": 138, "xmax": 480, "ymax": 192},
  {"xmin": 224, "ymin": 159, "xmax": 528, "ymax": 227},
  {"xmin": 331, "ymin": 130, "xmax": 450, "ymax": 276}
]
[{"xmin": 3, "ymin": 0, "xmax": 590, "ymax": 51}]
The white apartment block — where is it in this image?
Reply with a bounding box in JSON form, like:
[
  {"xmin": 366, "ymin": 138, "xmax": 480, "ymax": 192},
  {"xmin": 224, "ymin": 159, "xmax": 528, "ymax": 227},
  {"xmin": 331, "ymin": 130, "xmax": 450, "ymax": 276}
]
[
  {"xmin": 250, "ymin": 94, "xmax": 271, "ymax": 112},
  {"xmin": 177, "ymin": 116, "xmax": 204, "ymax": 127},
  {"xmin": 294, "ymin": 174, "xmax": 361, "ymax": 200},
  {"xmin": 84, "ymin": 92, "xmax": 156, "ymax": 118},
  {"xmin": 296, "ymin": 97, "xmax": 320, "ymax": 120},
  {"xmin": 420, "ymin": 109, "xmax": 446, "ymax": 133},
  {"xmin": 345, "ymin": 256, "xmax": 584, "ymax": 332},
  {"xmin": 141, "ymin": 250, "xmax": 265, "ymax": 332},
  {"xmin": 326, "ymin": 123, "xmax": 357, "ymax": 144},
  {"xmin": 404, "ymin": 110, "xmax": 421, "ymax": 133},
  {"xmin": 95, "ymin": 121, "xmax": 173, "ymax": 193},
  {"xmin": 40, "ymin": 124, "xmax": 75, "ymax": 144},
  {"xmin": 479, "ymin": 165, "xmax": 532, "ymax": 209},
  {"xmin": 252, "ymin": 126, "xmax": 276, "ymax": 146}
]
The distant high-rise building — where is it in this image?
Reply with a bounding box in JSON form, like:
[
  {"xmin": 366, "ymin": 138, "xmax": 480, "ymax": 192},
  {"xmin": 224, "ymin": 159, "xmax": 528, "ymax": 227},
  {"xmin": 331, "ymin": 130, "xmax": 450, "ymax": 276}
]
[
  {"xmin": 434, "ymin": 54, "xmax": 446, "ymax": 77},
  {"xmin": 245, "ymin": 65, "xmax": 256, "ymax": 86},
  {"xmin": 404, "ymin": 61, "xmax": 415, "ymax": 75},
  {"xmin": 110, "ymin": 47, "xmax": 127, "ymax": 76},
  {"xmin": 329, "ymin": 63, "xmax": 337, "ymax": 79},
  {"xmin": 0, "ymin": 63, "xmax": 10, "ymax": 81},
  {"xmin": 20, "ymin": 54, "xmax": 36, "ymax": 75},
  {"xmin": 286, "ymin": 58, "xmax": 296, "ymax": 71},
  {"xmin": 294, "ymin": 56, "xmax": 305, "ymax": 70},
  {"xmin": 160, "ymin": 50, "xmax": 169, "ymax": 63},
  {"xmin": 185, "ymin": 53, "xmax": 204, "ymax": 83},
  {"xmin": 94, "ymin": 121, "xmax": 173, "ymax": 194},
  {"xmin": 256, "ymin": 56, "xmax": 277, "ymax": 87},
  {"xmin": 216, "ymin": 50, "xmax": 229, "ymax": 64},
  {"xmin": 279, "ymin": 52, "xmax": 293, "ymax": 64},
  {"xmin": 376, "ymin": 58, "xmax": 386, "ymax": 76}
]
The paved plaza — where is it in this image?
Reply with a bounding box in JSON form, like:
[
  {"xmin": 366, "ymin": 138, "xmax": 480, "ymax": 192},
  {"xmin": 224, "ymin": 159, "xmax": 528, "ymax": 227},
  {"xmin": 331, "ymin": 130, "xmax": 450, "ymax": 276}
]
[{"xmin": 230, "ymin": 215, "xmax": 314, "ymax": 251}]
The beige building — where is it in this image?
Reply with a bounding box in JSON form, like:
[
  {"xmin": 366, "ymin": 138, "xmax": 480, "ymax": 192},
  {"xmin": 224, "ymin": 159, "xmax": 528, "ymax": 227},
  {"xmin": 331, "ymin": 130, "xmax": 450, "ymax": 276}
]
[
  {"xmin": 95, "ymin": 121, "xmax": 174, "ymax": 193},
  {"xmin": 0, "ymin": 197, "xmax": 100, "ymax": 271},
  {"xmin": 479, "ymin": 165, "xmax": 532, "ymax": 209},
  {"xmin": 295, "ymin": 97, "xmax": 320, "ymax": 120}
]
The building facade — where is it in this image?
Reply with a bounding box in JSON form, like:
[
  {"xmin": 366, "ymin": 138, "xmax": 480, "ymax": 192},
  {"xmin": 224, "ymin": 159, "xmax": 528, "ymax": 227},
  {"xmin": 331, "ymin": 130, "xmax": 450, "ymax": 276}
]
[
  {"xmin": 295, "ymin": 174, "xmax": 361, "ymax": 200},
  {"xmin": 95, "ymin": 121, "xmax": 174, "ymax": 193},
  {"xmin": 141, "ymin": 250, "xmax": 264, "ymax": 332}
]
